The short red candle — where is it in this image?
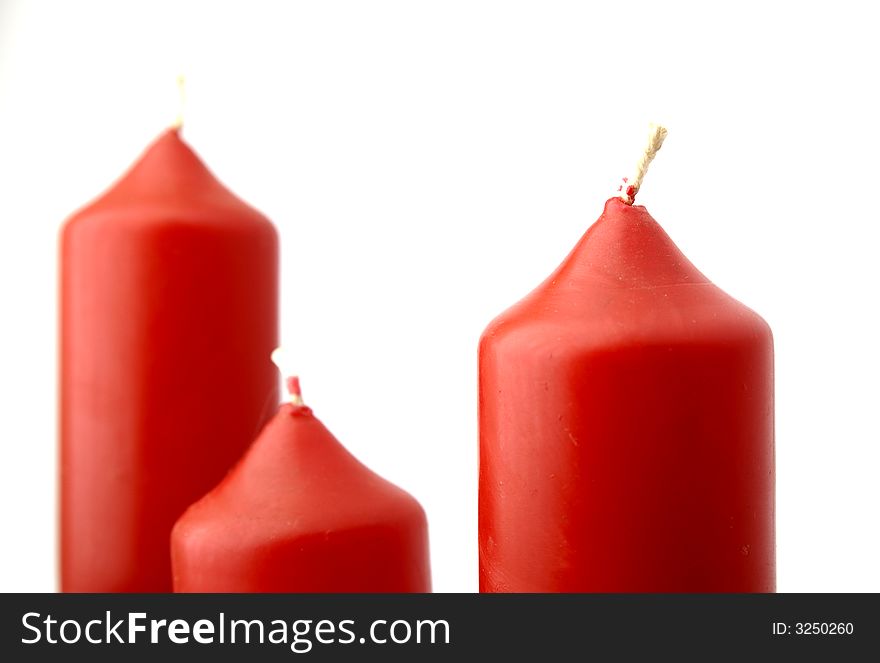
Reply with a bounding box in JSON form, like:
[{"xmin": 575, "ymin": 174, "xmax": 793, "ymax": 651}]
[
  {"xmin": 479, "ymin": 198, "xmax": 774, "ymax": 592},
  {"xmin": 60, "ymin": 128, "xmax": 278, "ymax": 592},
  {"xmin": 171, "ymin": 378, "xmax": 432, "ymax": 592}
]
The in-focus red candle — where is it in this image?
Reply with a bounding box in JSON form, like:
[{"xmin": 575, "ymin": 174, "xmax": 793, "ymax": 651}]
[
  {"xmin": 479, "ymin": 184, "xmax": 774, "ymax": 591},
  {"xmin": 171, "ymin": 377, "xmax": 432, "ymax": 592},
  {"xmin": 60, "ymin": 128, "xmax": 278, "ymax": 592}
]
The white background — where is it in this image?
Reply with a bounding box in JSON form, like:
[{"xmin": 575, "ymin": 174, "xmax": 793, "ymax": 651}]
[{"xmin": 1, "ymin": 1, "xmax": 878, "ymax": 593}]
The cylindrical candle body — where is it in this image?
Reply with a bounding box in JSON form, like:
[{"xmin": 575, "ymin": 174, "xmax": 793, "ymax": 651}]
[
  {"xmin": 479, "ymin": 198, "xmax": 774, "ymax": 592},
  {"xmin": 60, "ymin": 129, "xmax": 278, "ymax": 592},
  {"xmin": 172, "ymin": 401, "xmax": 431, "ymax": 592}
]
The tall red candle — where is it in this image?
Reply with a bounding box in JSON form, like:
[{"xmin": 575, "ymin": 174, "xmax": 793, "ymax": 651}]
[
  {"xmin": 60, "ymin": 128, "xmax": 278, "ymax": 592},
  {"xmin": 479, "ymin": 128, "xmax": 774, "ymax": 592},
  {"xmin": 171, "ymin": 377, "xmax": 431, "ymax": 592}
]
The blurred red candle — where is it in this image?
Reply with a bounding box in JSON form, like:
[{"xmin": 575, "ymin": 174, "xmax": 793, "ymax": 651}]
[
  {"xmin": 479, "ymin": 128, "xmax": 774, "ymax": 592},
  {"xmin": 171, "ymin": 377, "xmax": 431, "ymax": 592},
  {"xmin": 60, "ymin": 128, "xmax": 278, "ymax": 592}
]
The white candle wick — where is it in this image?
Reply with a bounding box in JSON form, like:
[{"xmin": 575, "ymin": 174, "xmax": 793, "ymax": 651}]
[
  {"xmin": 172, "ymin": 74, "xmax": 186, "ymax": 130},
  {"xmin": 618, "ymin": 123, "xmax": 668, "ymax": 205},
  {"xmin": 271, "ymin": 348, "xmax": 304, "ymax": 406}
]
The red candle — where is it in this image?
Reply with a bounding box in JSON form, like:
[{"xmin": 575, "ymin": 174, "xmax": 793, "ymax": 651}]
[
  {"xmin": 60, "ymin": 128, "xmax": 278, "ymax": 592},
  {"xmin": 171, "ymin": 377, "xmax": 432, "ymax": 592},
  {"xmin": 479, "ymin": 127, "xmax": 774, "ymax": 592}
]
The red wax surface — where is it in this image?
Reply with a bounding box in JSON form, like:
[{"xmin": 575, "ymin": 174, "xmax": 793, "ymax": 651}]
[
  {"xmin": 479, "ymin": 198, "xmax": 774, "ymax": 592},
  {"xmin": 171, "ymin": 393, "xmax": 432, "ymax": 593},
  {"xmin": 60, "ymin": 129, "xmax": 278, "ymax": 592}
]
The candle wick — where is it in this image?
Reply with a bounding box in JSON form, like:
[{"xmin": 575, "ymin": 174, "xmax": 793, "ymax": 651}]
[
  {"xmin": 172, "ymin": 74, "xmax": 186, "ymax": 130},
  {"xmin": 271, "ymin": 348, "xmax": 305, "ymax": 406},
  {"xmin": 618, "ymin": 123, "xmax": 668, "ymax": 205},
  {"xmin": 286, "ymin": 376, "xmax": 305, "ymax": 407}
]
